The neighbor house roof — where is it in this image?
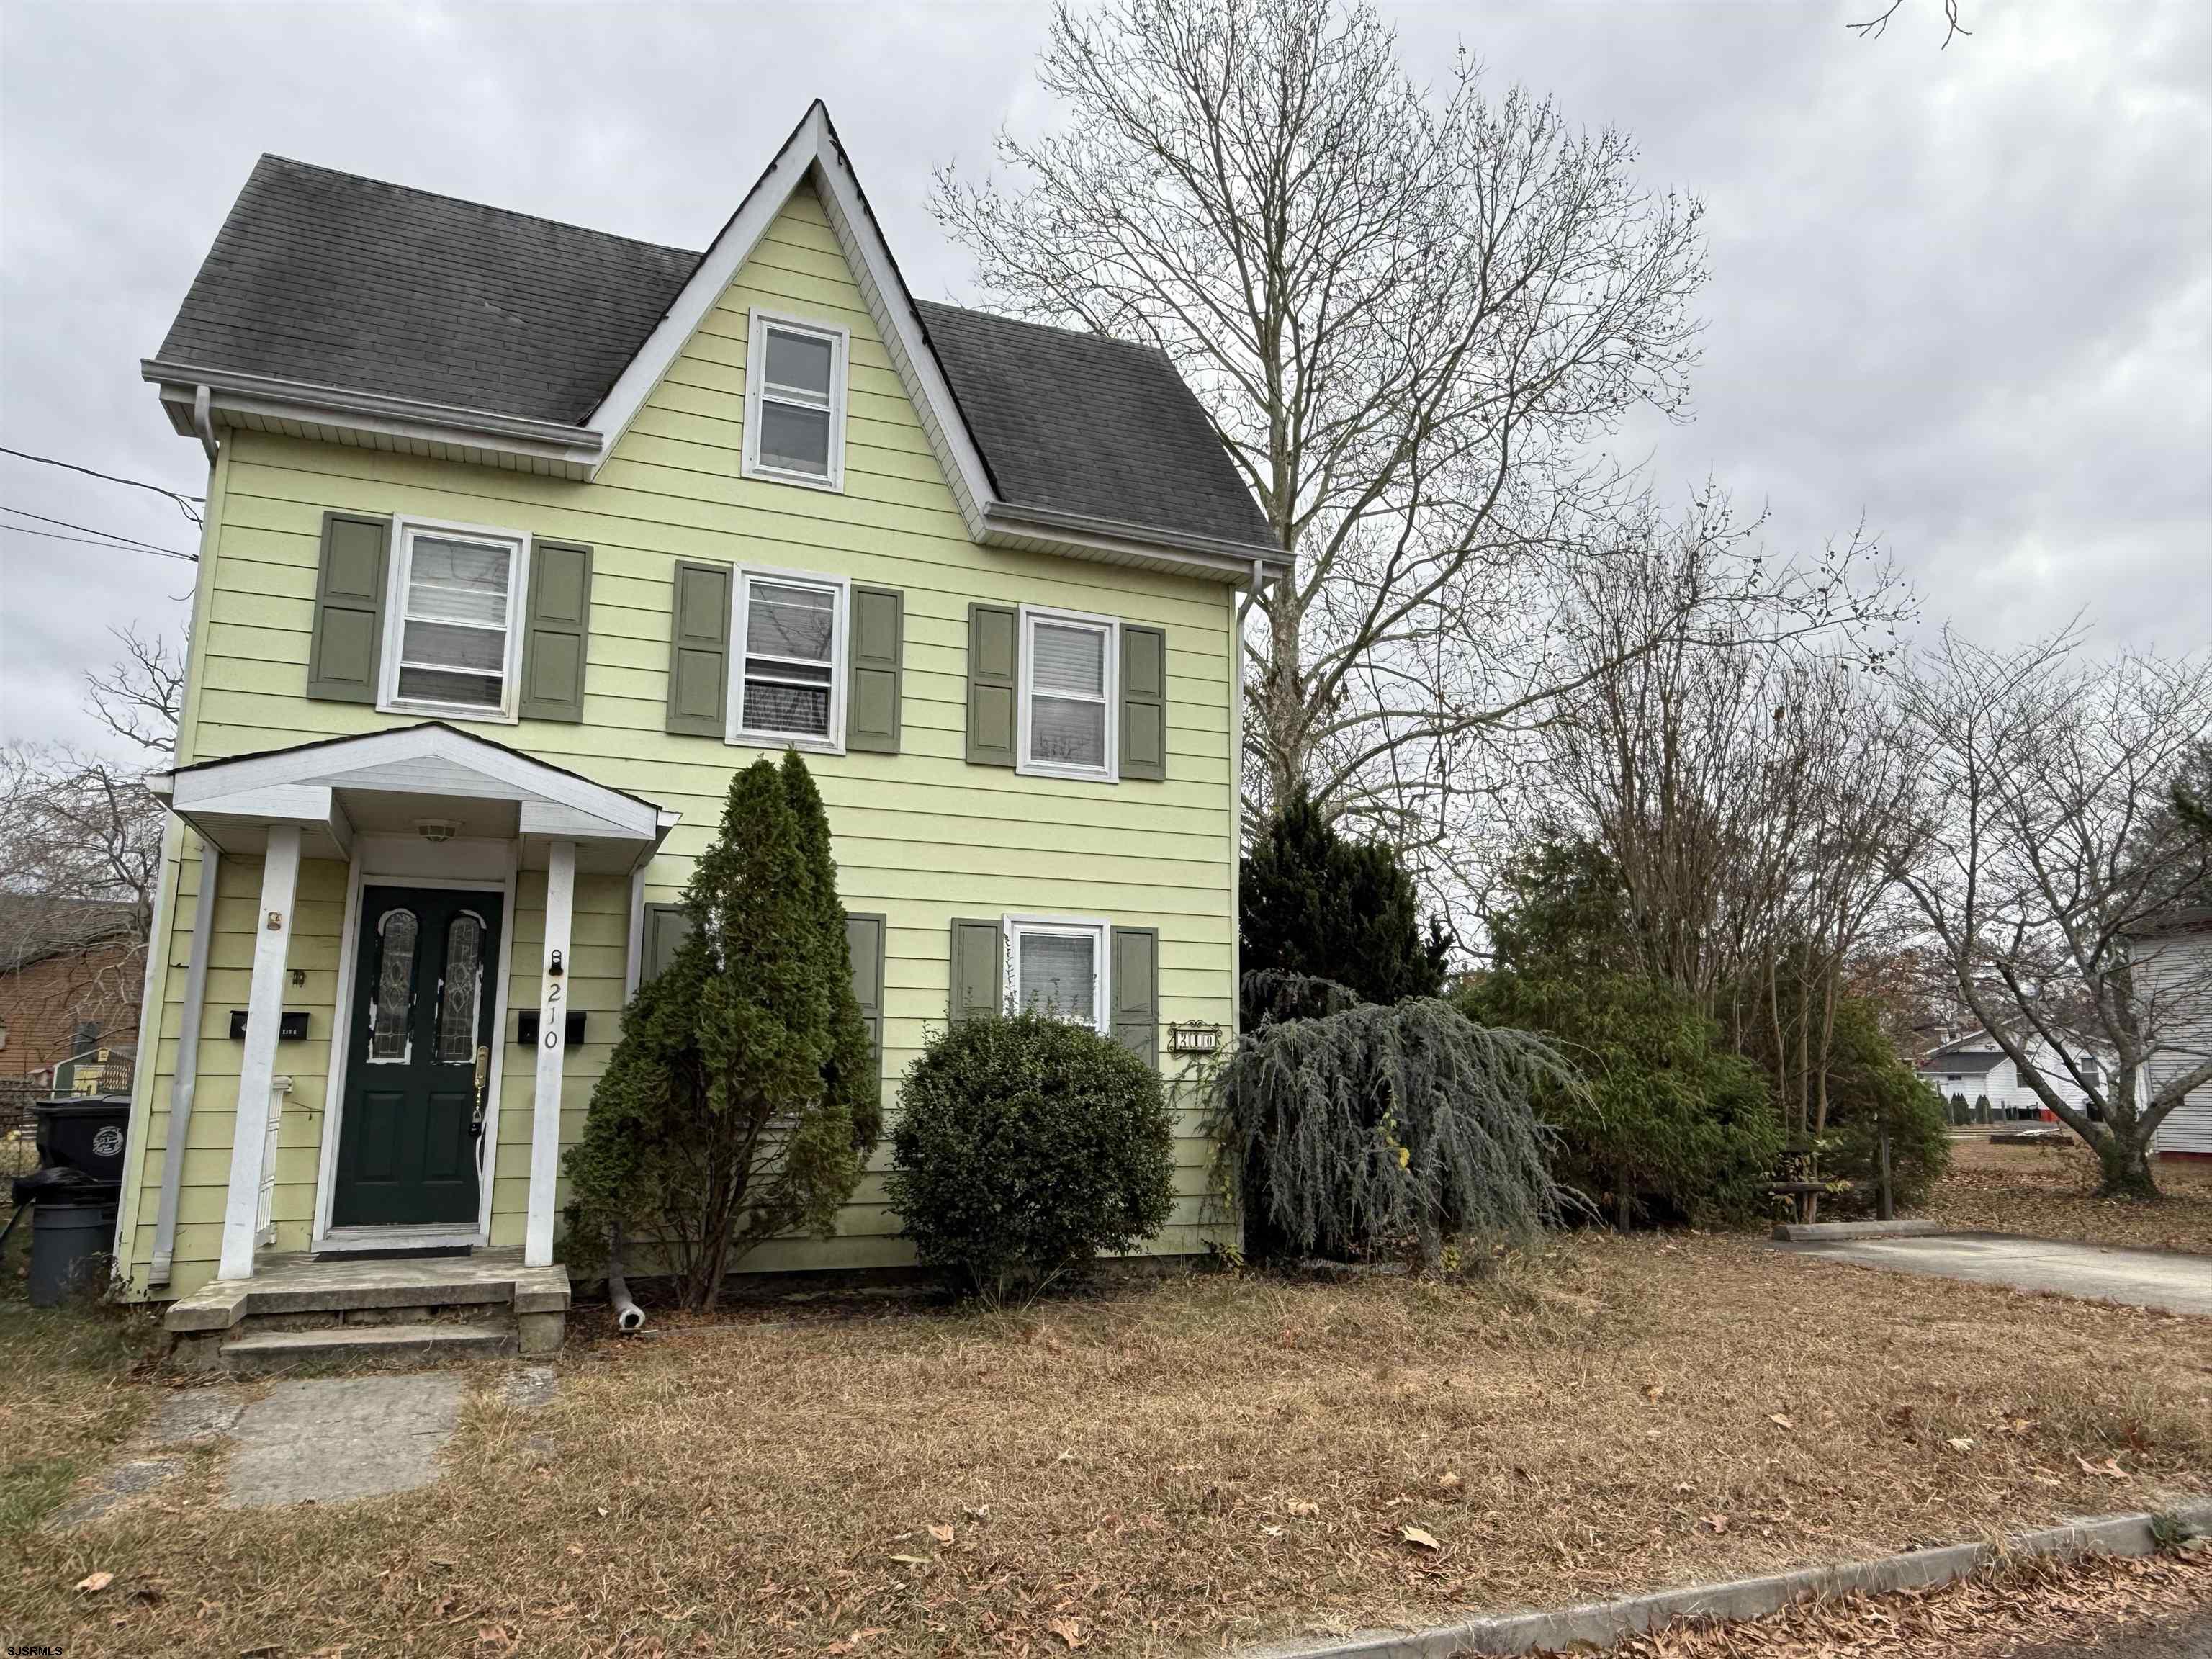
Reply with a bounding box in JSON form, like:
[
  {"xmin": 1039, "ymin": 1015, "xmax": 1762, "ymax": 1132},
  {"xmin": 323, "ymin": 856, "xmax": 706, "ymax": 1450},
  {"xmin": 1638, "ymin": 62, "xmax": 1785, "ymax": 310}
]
[
  {"xmin": 1918, "ymin": 1049, "xmax": 2003, "ymax": 1074},
  {"xmin": 0, "ymin": 894, "xmax": 141, "ymax": 975},
  {"xmin": 148, "ymin": 135, "xmax": 1280, "ymax": 563}
]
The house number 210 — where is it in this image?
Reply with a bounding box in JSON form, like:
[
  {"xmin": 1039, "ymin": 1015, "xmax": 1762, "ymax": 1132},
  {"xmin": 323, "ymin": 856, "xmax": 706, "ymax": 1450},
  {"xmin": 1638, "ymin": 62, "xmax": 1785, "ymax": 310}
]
[{"xmin": 543, "ymin": 982, "xmax": 563, "ymax": 1048}]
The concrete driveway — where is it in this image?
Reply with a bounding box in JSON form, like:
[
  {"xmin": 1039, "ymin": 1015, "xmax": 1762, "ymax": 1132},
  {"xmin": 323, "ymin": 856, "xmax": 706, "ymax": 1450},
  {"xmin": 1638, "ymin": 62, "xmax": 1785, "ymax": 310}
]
[{"xmin": 1780, "ymin": 1231, "xmax": 2212, "ymax": 1317}]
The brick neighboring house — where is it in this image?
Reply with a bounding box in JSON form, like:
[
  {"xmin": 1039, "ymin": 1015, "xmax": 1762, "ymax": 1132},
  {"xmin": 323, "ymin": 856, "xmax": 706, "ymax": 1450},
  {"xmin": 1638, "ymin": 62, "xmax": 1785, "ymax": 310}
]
[{"xmin": 0, "ymin": 895, "xmax": 144, "ymax": 1118}]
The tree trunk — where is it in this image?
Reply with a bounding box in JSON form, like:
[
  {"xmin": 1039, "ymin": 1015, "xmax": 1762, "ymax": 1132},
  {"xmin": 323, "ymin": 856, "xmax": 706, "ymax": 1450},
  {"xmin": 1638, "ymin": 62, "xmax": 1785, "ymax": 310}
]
[{"xmin": 2093, "ymin": 1128, "xmax": 2161, "ymax": 1202}]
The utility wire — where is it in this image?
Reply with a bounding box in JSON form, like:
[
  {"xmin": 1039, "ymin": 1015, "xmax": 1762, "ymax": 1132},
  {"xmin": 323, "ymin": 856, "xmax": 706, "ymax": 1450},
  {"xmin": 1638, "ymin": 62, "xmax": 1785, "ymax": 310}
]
[
  {"xmin": 0, "ymin": 519, "xmax": 197, "ymax": 564},
  {"xmin": 0, "ymin": 444, "xmax": 204, "ymax": 522},
  {"xmin": 0, "ymin": 503, "xmax": 197, "ymax": 559}
]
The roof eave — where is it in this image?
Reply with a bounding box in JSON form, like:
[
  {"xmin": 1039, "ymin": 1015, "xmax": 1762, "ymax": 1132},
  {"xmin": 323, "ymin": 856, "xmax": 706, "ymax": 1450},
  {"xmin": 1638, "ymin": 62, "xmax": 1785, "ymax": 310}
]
[
  {"xmin": 982, "ymin": 501, "xmax": 1286, "ymax": 585},
  {"xmin": 144, "ymin": 360, "xmax": 605, "ymax": 477}
]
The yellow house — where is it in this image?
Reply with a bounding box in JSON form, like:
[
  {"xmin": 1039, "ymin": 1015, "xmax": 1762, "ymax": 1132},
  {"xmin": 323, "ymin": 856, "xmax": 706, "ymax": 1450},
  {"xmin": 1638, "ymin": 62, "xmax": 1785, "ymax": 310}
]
[{"xmin": 117, "ymin": 103, "xmax": 1283, "ymax": 1364}]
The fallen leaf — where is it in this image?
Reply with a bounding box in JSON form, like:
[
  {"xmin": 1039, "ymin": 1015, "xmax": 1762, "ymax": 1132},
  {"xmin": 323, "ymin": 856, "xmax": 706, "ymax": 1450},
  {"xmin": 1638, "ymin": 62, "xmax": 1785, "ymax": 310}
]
[
  {"xmin": 964, "ymin": 1503, "xmax": 990, "ymax": 1521},
  {"xmin": 1769, "ymin": 1413, "xmax": 1795, "ymax": 1429},
  {"xmin": 1947, "ymin": 1436, "xmax": 1975, "ymax": 1453},
  {"xmin": 1703, "ymin": 1514, "xmax": 1730, "ymax": 1534},
  {"xmin": 1047, "ymin": 1616, "xmax": 1085, "ymax": 1650},
  {"xmin": 77, "ymin": 1571, "xmax": 114, "ymax": 1593},
  {"xmin": 1642, "ymin": 1382, "xmax": 1665, "ymax": 1402},
  {"xmin": 1400, "ymin": 1524, "xmax": 1442, "ymax": 1550},
  {"xmin": 888, "ymin": 1554, "xmax": 931, "ymax": 1567},
  {"xmin": 1437, "ymin": 1470, "xmax": 1462, "ymax": 1491},
  {"xmin": 927, "ymin": 1524, "xmax": 955, "ymax": 1545},
  {"xmin": 1286, "ymin": 1500, "xmax": 1320, "ymax": 1517},
  {"xmin": 1261, "ymin": 1524, "xmax": 1284, "ymax": 1538}
]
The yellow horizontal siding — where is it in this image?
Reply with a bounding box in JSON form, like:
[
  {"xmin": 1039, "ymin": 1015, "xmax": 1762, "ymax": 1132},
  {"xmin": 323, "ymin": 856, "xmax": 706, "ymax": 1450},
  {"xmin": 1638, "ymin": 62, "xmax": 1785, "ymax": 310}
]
[{"xmin": 119, "ymin": 181, "xmax": 1238, "ymax": 1299}]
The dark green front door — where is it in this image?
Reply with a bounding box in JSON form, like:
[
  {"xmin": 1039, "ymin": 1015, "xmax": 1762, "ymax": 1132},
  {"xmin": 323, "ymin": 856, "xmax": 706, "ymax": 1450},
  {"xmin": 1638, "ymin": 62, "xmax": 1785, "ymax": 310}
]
[{"xmin": 333, "ymin": 885, "xmax": 504, "ymax": 1229}]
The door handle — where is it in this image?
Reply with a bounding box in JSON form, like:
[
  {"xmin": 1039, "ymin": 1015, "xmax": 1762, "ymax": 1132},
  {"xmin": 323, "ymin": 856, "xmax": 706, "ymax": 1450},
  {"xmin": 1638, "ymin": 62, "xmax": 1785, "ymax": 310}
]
[{"xmin": 471, "ymin": 1043, "xmax": 490, "ymax": 1138}]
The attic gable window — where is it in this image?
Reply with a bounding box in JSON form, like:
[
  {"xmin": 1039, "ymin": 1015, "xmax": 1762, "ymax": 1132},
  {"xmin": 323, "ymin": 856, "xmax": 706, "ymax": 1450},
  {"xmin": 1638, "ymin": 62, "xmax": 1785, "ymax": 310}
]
[{"xmin": 743, "ymin": 310, "xmax": 848, "ymax": 491}]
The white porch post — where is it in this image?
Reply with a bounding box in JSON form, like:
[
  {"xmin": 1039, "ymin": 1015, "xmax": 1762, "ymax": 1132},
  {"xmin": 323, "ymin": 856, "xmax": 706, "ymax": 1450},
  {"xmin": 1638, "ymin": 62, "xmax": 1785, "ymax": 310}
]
[
  {"xmin": 217, "ymin": 824, "xmax": 300, "ymax": 1281},
  {"xmin": 525, "ymin": 839, "xmax": 577, "ymax": 1267}
]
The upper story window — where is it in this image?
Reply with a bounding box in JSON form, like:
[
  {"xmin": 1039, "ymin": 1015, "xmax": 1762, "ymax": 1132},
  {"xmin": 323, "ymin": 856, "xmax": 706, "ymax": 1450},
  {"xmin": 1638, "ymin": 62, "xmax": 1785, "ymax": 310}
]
[
  {"xmin": 1018, "ymin": 606, "xmax": 1118, "ymax": 782},
  {"xmin": 730, "ymin": 566, "xmax": 849, "ymax": 752},
  {"xmin": 381, "ymin": 519, "xmax": 528, "ymax": 721},
  {"xmin": 1004, "ymin": 915, "xmax": 1108, "ymax": 1033},
  {"xmin": 742, "ymin": 310, "xmax": 848, "ymax": 492}
]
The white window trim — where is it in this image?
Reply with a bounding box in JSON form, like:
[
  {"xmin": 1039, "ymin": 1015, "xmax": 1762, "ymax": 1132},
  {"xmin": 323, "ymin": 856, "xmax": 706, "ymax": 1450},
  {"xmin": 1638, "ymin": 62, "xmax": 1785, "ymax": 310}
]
[
  {"xmin": 727, "ymin": 563, "xmax": 850, "ymax": 755},
  {"xmin": 1016, "ymin": 604, "xmax": 1120, "ymax": 783},
  {"xmin": 741, "ymin": 307, "xmax": 849, "ymax": 493},
  {"xmin": 1002, "ymin": 913, "xmax": 1111, "ymax": 1035},
  {"xmin": 377, "ymin": 515, "xmax": 531, "ymax": 725}
]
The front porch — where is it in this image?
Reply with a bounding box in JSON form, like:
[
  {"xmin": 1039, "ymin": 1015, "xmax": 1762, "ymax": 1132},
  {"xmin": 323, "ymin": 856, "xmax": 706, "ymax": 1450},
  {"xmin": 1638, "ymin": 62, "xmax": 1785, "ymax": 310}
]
[
  {"xmin": 135, "ymin": 722, "xmax": 675, "ymax": 1313},
  {"xmin": 163, "ymin": 1245, "xmax": 571, "ymax": 1373}
]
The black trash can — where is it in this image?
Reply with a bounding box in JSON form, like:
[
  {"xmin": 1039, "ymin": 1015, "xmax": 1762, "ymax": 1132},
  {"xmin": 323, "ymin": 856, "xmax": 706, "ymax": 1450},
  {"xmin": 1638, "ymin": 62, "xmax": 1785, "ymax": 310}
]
[
  {"xmin": 15, "ymin": 1166, "xmax": 119, "ymax": 1308},
  {"xmin": 33, "ymin": 1095, "xmax": 131, "ymax": 1184}
]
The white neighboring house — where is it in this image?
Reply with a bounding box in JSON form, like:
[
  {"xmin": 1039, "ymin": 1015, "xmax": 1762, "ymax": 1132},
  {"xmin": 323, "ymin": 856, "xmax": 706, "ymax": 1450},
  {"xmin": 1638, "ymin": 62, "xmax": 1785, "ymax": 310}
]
[
  {"xmin": 2128, "ymin": 908, "xmax": 2212, "ymax": 1159},
  {"xmin": 1916, "ymin": 1030, "xmax": 2110, "ymax": 1120}
]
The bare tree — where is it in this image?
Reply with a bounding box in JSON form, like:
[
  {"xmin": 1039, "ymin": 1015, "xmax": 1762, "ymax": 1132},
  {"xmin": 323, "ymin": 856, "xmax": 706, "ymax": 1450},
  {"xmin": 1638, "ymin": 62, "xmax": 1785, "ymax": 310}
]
[
  {"xmin": 934, "ymin": 0, "xmax": 1722, "ymax": 845},
  {"xmin": 1848, "ymin": 1, "xmax": 1970, "ymax": 48},
  {"xmin": 84, "ymin": 623, "xmax": 185, "ymax": 758},
  {"xmin": 1883, "ymin": 629, "xmax": 2212, "ymax": 1197},
  {"xmin": 1535, "ymin": 528, "xmax": 1915, "ymax": 1195}
]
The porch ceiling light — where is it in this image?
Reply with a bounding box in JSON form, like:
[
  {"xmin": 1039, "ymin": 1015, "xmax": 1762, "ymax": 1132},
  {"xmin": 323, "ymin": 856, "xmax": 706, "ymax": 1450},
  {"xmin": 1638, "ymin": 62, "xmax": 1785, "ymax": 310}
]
[{"xmin": 415, "ymin": 818, "xmax": 461, "ymax": 844}]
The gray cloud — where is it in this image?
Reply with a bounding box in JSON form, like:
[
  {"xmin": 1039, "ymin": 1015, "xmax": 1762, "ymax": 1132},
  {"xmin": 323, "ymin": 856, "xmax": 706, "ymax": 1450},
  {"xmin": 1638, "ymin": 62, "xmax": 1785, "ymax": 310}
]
[{"xmin": 4, "ymin": 1, "xmax": 2204, "ymax": 757}]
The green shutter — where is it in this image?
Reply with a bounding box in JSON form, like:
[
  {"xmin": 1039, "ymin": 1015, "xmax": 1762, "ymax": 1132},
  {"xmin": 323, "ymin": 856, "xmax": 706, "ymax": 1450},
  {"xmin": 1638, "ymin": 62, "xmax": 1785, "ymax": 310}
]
[
  {"xmin": 1120, "ymin": 624, "xmax": 1167, "ymax": 782},
  {"xmin": 305, "ymin": 511, "xmax": 390, "ymax": 703},
  {"xmin": 640, "ymin": 904, "xmax": 693, "ymax": 984},
  {"xmin": 1110, "ymin": 926, "xmax": 1160, "ymax": 1066},
  {"xmin": 846, "ymin": 912, "xmax": 886, "ymax": 1096},
  {"xmin": 949, "ymin": 917, "xmax": 1003, "ymax": 1022},
  {"xmin": 965, "ymin": 603, "xmax": 1019, "ymax": 767},
  {"xmin": 519, "ymin": 540, "xmax": 593, "ymax": 722},
  {"xmin": 847, "ymin": 586, "xmax": 904, "ymax": 754},
  {"xmin": 666, "ymin": 562, "xmax": 731, "ymax": 736}
]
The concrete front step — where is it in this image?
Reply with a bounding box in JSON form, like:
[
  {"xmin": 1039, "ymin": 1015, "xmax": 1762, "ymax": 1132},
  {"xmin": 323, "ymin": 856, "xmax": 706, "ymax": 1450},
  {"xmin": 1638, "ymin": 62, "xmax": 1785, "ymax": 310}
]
[
  {"xmin": 165, "ymin": 1249, "xmax": 568, "ymax": 1371},
  {"xmin": 218, "ymin": 1321, "xmax": 516, "ymax": 1376}
]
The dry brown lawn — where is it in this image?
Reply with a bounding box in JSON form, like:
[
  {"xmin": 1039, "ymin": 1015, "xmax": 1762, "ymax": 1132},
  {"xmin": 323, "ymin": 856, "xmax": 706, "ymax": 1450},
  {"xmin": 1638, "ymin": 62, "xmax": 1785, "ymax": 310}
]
[
  {"xmin": 1920, "ymin": 1135, "xmax": 2212, "ymax": 1255},
  {"xmin": 8, "ymin": 1233, "xmax": 2211, "ymax": 1658},
  {"xmin": 1575, "ymin": 1548, "xmax": 2211, "ymax": 1659}
]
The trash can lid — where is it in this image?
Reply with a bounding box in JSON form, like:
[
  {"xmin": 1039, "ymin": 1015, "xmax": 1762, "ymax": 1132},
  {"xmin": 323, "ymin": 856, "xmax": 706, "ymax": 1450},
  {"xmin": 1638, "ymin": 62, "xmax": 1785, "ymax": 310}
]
[
  {"xmin": 34, "ymin": 1094, "xmax": 133, "ymax": 1116},
  {"xmin": 10, "ymin": 1165, "xmax": 122, "ymax": 1206}
]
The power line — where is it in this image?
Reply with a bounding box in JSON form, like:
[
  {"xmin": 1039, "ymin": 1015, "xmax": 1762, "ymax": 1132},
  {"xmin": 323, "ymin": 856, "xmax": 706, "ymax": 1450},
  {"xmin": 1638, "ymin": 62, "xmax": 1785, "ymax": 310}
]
[
  {"xmin": 0, "ymin": 503, "xmax": 197, "ymax": 559},
  {"xmin": 0, "ymin": 520, "xmax": 197, "ymax": 564},
  {"xmin": 0, "ymin": 444, "xmax": 204, "ymax": 522}
]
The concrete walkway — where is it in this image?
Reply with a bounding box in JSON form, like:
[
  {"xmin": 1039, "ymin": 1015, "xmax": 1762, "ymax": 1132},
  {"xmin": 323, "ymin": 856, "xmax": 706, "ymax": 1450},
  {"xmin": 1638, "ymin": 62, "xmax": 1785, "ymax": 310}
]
[{"xmin": 1780, "ymin": 1231, "xmax": 2212, "ymax": 1317}]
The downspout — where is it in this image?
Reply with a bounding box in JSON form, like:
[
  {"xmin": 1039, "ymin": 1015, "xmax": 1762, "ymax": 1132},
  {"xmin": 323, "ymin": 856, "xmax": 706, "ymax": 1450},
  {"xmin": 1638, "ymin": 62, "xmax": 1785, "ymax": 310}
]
[
  {"xmin": 191, "ymin": 385, "xmax": 219, "ymax": 466},
  {"xmin": 1236, "ymin": 557, "xmax": 1272, "ymax": 629},
  {"xmin": 151, "ymin": 841, "xmax": 219, "ymax": 1285}
]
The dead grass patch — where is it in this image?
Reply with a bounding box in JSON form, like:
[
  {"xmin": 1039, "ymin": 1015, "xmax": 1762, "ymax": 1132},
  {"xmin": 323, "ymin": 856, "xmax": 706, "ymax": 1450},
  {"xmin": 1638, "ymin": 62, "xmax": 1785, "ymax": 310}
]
[
  {"xmin": 0, "ymin": 1230, "xmax": 159, "ymax": 1537},
  {"xmin": 7, "ymin": 1233, "xmax": 2211, "ymax": 1656},
  {"xmin": 1570, "ymin": 1546, "xmax": 2211, "ymax": 1659},
  {"xmin": 1921, "ymin": 1136, "xmax": 2212, "ymax": 1255}
]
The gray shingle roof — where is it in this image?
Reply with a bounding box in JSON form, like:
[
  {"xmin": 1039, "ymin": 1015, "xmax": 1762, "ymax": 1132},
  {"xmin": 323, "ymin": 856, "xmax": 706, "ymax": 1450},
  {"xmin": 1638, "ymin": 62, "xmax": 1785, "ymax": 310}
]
[
  {"xmin": 156, "ymin": 156, "xmax": 697, "ymax": 424},
  {"xmin": 154, "ymin": 155, "xmax": 1278, "ymax": 556},
  {"xmin": 914, "ymin": 301, "xmax": 1275, "ymax": 551}
]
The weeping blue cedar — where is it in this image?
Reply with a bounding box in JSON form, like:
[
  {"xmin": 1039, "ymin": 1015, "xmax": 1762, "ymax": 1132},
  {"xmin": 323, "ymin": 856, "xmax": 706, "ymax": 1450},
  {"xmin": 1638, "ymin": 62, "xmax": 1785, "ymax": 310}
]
[{"xmin": 1209, "ymin": 997, "xmax": 1581, "ymax": 1267}]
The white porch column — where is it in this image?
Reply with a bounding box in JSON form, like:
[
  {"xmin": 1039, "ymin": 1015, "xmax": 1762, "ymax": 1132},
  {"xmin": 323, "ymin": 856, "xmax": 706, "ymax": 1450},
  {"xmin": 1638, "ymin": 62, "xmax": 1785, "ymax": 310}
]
[
  {"xmin": 525, "ymin": 838, "xmax": 577, "ymax": 1267},
  {"xmin": 217, "ymin": 824, "xmax": 300, "ymax": 1281}
]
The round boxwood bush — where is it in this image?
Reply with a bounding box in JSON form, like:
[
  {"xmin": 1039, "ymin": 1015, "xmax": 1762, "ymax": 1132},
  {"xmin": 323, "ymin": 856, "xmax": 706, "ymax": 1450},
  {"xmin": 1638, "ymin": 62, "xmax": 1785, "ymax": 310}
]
[{"xmin": 889, "ymin": 1010, "xmax": 1175, "ymax": 1305}]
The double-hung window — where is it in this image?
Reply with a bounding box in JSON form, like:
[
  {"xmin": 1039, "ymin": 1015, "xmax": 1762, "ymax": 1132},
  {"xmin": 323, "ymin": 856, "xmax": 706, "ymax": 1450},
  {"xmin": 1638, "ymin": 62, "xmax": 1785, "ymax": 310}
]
[
  {"xmin": 1018, "ymin": 607, "xmax": 1118, "ymax": 781},
  {"xmin": 1004, "ymin": 915, "xmax": 1109, "ymax": 1033},
  {"xmin": 742, "ymin": 310, "xmax": 848, "ymax": 490},
  {"xmin": 730, "ymin": 567, "xmax": 848, "ymax": 750},
  {"xmin": 382, "ymin": 519, "xmax": 527, "ymax": 721}
]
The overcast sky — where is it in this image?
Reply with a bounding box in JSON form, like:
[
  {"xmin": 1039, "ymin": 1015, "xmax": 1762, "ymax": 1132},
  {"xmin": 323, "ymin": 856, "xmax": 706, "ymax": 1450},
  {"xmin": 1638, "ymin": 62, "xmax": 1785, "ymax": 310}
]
[{"xmin": 2, "ymin": 0, "xmax": 2206, "ymax": 759}]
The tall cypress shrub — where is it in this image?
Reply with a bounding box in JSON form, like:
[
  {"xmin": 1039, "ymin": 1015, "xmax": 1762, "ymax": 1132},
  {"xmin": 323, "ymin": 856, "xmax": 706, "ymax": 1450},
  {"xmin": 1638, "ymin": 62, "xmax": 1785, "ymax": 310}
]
[
  {"xmin": 565, "ymin": 755, "xmax": 872, "ymax": 1310},
  {"xmin": 1241, "ymin": 787, "xmax": 1448, "ymax": 1005}
]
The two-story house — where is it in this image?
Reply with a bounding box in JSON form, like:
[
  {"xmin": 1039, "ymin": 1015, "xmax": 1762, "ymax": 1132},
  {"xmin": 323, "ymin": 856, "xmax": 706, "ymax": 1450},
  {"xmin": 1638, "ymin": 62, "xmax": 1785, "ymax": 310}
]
[{"xmin": 112, "ymin": 104, "xmax": 1285, "ymax": 1357}]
